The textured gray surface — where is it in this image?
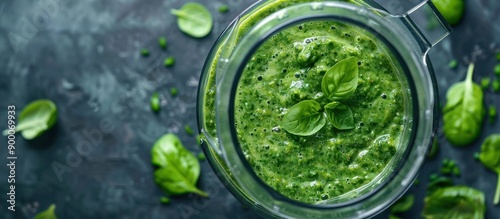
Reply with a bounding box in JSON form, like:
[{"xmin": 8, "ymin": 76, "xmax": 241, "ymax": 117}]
[{"xmin": 0, "ymin": 0, "xmax": 499, "ymax": 218}]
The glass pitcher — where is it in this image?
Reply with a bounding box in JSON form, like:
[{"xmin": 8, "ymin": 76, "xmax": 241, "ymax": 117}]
[{"xmin": 197, "ymin": 0, "xmax": 450, "ymax": 218}]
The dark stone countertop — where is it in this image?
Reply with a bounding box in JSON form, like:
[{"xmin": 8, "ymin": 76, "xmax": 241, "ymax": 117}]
[{"xmin": 0, "ymin": 0, "xmax": 498, "ymax": 218}]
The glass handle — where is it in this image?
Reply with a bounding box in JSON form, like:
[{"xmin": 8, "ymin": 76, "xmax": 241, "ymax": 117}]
[{"xmin": 400, "ymin": 0, "xmax": 452, "ymax": 49}]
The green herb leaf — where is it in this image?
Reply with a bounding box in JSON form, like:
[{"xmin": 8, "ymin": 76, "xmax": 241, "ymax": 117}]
[
  {"xmin": 151, "ymin": 92, "xmax": 160, "ymax": 113},
  {"xmin": 324, "ymin": 101, "xmax": 355, "ymax": 130},
  {"xmin": 391, "ymin": 194, "xmax": 415, "ymax": 213},
  {"xmin": 443, "ymin": 64, "xmax": 485, "ymax": 146},
  {"xmin": 281, "ymin": 100, "xmax": 326, "ymax": 136},
  {"xmin": 171, "ymin": 3, "xmax": 213, "ymax": 38},
  {"xmin": 151, "ymin": 134, "xmax": 208, "ymax": 197},
  {"xmin": 34, "ymin": 204, "xmax": 58, "ymax": 219},
  {"xmin": 478, "ymin": 134, "xmax": 500, "ymax": 205},
  {"xmin": 321, "ymin": 57, "xmax": 359, "ymax": 100},
  {"xmin": 6, "ymin": 99, "xmax": 58, "ymax": 140},
  {"xmin": 431, "ymin": 0, "xmax": 465, "ymax": 26},
  {"xmin": 423, "ymin": 186, "xmax": 485, "ymax": 219}
]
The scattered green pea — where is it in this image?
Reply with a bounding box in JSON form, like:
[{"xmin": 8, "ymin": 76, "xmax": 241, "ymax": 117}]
[
  {"xmin": 141, "ymin": 49, "xmax": 150, "ymax": 57},
  {"xmin": 497, "ymin": 53, "xmax": 500, "ymax": 61},
  {"xmin": 170, "ymin": 87, "xmax": 178, "ymax": 97},
  {"xmin": 441, "ymin": 158, "xmax": 460, "ymax": 176},
  {"xmin": 164, "ymin": 57, "xmax": 175, "ymax": 67},
  {"xmin": 428, "ymin": 138, "xmax": 439, "ymax": 159},
  {"xmin": 198, "ymin": 152, "xmax": 206, "ymax": 161},
  {"xmin": 414, "ymin": 179, "xmax": 420, "ymax": 186},
  {"xmin": 481, "ymin": 77, "xmax": 491, "ymax": 89},
  {"xmin": 448, "ymin": 59, "xmax": 458, "ymax": 69},
  {"xmin": 474, "ymin": 152, "xmax": 480, "ymax": 161},
  {"xmin": 185, "ymin": 125, "xmax": 194, "ymax": 135},
  {"xmin": 196, "ymin": 134, "xmax": 203, "ymax": 145},
  {"xmin": 218, "ymin": 5, "xmax": 229, "ymax": 13},
  {"xmin": 151, "ymin": 92, "xmax": 160, "ymax": 113},
  {"xmin": 160, "ymin": 197, "xmax": 170, "ymax": 204},
  {"xmin": 493, "ymin": 79, "xmax": 500, "ymax": 92},
  {"xmin": 495, "ymin": 64, "xmax": 500, "ymax": 76},
  {"xmin": 490, "ymin": 105, "xmax": 497, "ymax": 124},
  {"xmin": 159, "ymin": 37, "xmax": 167, "ymax": 49}
]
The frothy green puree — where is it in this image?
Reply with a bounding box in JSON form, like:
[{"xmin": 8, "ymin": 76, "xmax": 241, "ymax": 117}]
[{"xmin": 203, "ymin": 0, "xmax": 410, "ymax": 204}]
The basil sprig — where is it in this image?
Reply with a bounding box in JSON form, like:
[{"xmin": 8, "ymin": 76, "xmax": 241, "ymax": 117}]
[
  {"xmin": 151, "ymin": 134, "xmax": 208, "ymax": 197},
  {"xmin": 443, "ymin": 63, "xmax": 485, "ymax": 146},
  {"xmin": 282, "ymin": 57, "xmax": 358, "ymax": 136}
]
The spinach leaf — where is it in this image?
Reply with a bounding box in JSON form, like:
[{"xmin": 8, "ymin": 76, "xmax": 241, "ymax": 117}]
[
  {"xmin": 324, "ymin": 101, "xmax": 355, "ymax": 130},
  {"xmin": 391, "ymin": 194, "xmax": 415, "ymax": 213},
  {"xmin": 479, "ymin": 134, "xmax": 500, "ymax": 205},
  {"xmin": 321, "ymin": 57, "xmax": 359, "ymax": 100},
  {"xmin": 151, "ymin": 134, "xmax": 208, "ymax": 197},
  {"xmin": 8, "ymin": 99, "xmax": 58, "ymax": 140},
  {"xmin": 443, "ymin": 63, "xmax": 485, "ymax": 146},
  {"xmin": 171, "ymin": 3, "xmax": 213, "ymax": 38},
  {"xmin": 281, "ymin": 100, "xmax": 326, "ymax": 136},
  {"xmin": 150, "ymin": 92, "xmax": 160, "ymax": 113},
  {"xmin": 423, "ymin": 186, "xmax": 485, "ymax": 219},
  {"xmin": 34, "ymin": 204, "xmax": 58, "ymax": 219}
]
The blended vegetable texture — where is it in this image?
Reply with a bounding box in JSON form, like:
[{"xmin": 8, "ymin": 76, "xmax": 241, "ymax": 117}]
[{"xmin": 202, "ymin": 0, "xmax": 411, "ymax": 204}]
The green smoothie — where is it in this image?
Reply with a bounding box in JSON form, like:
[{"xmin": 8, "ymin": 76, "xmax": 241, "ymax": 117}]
[{"xmin": 202, "ymin": 0, "xmax": 411, "ymax": 204}]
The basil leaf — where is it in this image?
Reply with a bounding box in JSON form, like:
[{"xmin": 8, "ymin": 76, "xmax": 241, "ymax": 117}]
[
  {"xmin": 34, "ymin": 204, "xmax": 58, "ymax": 219},
  {"xmin": 151, "ymin": 134, "xmax": 208, "ymax": 197},
  {"xmin": 5, "ymin": 99, "xmax": 58, "ymax": 140},
  {"xmin": 391, "ymin": 194, "xmax": 415, "ymax": 214},
  {"xmin": 324, "ymin": 101, "xmax": 355, "ymax": 130},
  {"xmin": 443, "ymin": 64, "xmax": 485, "ymax": 146},
  {"xmin": 281, "ymin": 100, "xmax": 326, "ymax": 136},
  {"xmin": 171, "ymin": 3, "xmax": 213, "ymax": 38},
  {"xmin": 423, "ymin": 186, "xmax": 485, "ymax": 219},
  {"xmin": 478, "ymin": 134, "xmax": 500, "ymax": 205},
  {"xmin": 321, "ymin": 57, "xmax": 359, "ymax": 100}
]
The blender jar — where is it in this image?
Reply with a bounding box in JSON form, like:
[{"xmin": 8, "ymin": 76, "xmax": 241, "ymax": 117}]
[{"xmin": 197, "ymin": 0, "xmax": 450, "ymax": 218}]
